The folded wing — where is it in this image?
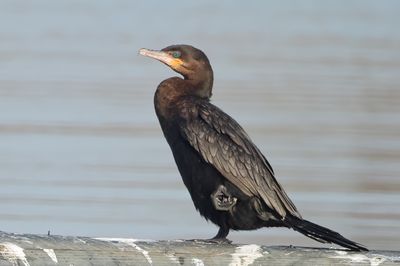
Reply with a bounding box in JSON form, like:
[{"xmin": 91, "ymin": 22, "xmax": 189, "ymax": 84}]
[{"xmin": 179, "ymin": 100, "xmax": 301, "ymax": 219}]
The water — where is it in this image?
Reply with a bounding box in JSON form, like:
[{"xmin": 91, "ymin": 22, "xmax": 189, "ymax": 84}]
[{"xmin": 0, "ymin": 0, "xmax": 399, "ymax": 250}]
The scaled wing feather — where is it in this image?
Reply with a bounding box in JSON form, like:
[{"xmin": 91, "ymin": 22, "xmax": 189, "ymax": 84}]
[{"xmin": 179, "ymin": 100, "xmax": 301, "ymax": 219}]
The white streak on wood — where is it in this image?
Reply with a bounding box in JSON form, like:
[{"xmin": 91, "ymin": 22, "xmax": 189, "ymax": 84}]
[
  {"xmin": 331, "ymin": 250, "xmax": 387, "ymax": 266},
  {"xmin": 0, "ymin": 242, "xmax": 30, "ymax": 266},
  {"xmin": 192, "ymin": 257, "xmax": 205, "ymax": 266},
  {"xmin": 229, "ymin": 244, "xmax": 262, "ymax": 266},
  {"xmin": 95, "ymin": 238, "xmax": 153, "ymax": 265},
  {"xmin": 43, "ymin": 248, "xmax": 58, "ymax": 264},
  {"xmin": 166, "ymin": 253, "xmax": 180, "ymax": 264}
]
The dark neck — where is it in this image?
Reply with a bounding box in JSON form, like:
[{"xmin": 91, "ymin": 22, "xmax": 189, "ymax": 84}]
[{"xmin": 185, "ymin": 67, "xmax": 213, "ymax": 99}]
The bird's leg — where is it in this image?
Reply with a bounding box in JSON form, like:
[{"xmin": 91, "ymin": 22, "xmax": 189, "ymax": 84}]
[
  {"xmin": 211, "ymin": 185, "xmax": 237, "ymax": 211},
  {"xmin": 209, "ymin": 226, "xmax": 231, "ymax": 244}
]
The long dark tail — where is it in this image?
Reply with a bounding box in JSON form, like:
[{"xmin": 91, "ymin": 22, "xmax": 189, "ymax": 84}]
[{"xmin": 286, "ymin": 216, "xmax": 368, "ymax": 251}]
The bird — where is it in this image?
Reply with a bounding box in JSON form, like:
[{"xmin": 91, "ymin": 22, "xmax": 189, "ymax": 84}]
[{"xmin": 139, "ymin": 44, "xmax": 368, "ymax": 251}]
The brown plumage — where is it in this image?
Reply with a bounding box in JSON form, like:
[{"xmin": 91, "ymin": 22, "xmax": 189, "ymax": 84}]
[{"xmin": 139, "ymin": 44, "xmax": 368, "ymax": 251}]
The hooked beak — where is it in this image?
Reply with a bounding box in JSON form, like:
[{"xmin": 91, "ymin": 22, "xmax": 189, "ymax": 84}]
[{"xmin": 139, "ymin": 48, "xmax": 184, "ymax": 71}]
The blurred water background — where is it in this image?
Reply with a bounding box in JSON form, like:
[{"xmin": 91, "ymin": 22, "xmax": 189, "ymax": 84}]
[{"xmin": 0, "ymin": 0, "xmax": 399, "ymax": 250}]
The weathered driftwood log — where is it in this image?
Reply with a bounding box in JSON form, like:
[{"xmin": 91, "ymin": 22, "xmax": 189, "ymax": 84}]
[{"xmin": 0, "ymin": 231, "xmax": 399, "ymax": 266}]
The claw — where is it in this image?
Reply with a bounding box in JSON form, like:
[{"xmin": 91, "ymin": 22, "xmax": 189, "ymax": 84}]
[{"xmin": 211, "ymin": 185, "xmax": 237, "ymax": 211}]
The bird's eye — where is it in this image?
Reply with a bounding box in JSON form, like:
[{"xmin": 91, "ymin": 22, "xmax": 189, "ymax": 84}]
[{"xmin": 172, "ymin": 51, "xmax": 181, "ymax": 58}]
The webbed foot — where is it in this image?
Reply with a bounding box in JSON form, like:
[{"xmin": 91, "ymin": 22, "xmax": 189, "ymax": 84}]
[
  {"xmin": 209, "ymin": 237, "xmax": 232, "ymax": 244},
  {"xmin": 186, "ymin": 238, "xmax": 232, "ymax": 244},
  {"xmin": 186, "ymin": 226, "xmax": 231, "ymax": 244}
]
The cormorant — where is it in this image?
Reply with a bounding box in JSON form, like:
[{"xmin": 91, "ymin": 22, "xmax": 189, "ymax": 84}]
[{"xmin": 139, "ymin": 44, "xmax": 368, "ymax": 251}]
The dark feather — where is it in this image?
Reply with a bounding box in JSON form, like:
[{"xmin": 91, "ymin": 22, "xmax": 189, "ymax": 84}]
[
  {"xmin": 179, "ymin": 99, "xmax": 301, "ymax": 219},
  {"xmin": 286, "ymin": 216, "xmax": 368, "ymax": 251}
]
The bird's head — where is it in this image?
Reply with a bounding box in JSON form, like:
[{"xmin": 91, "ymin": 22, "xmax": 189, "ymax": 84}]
[{"xmin": 139, "ymin": 44, "xmax": 213, "ymax": 98}]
